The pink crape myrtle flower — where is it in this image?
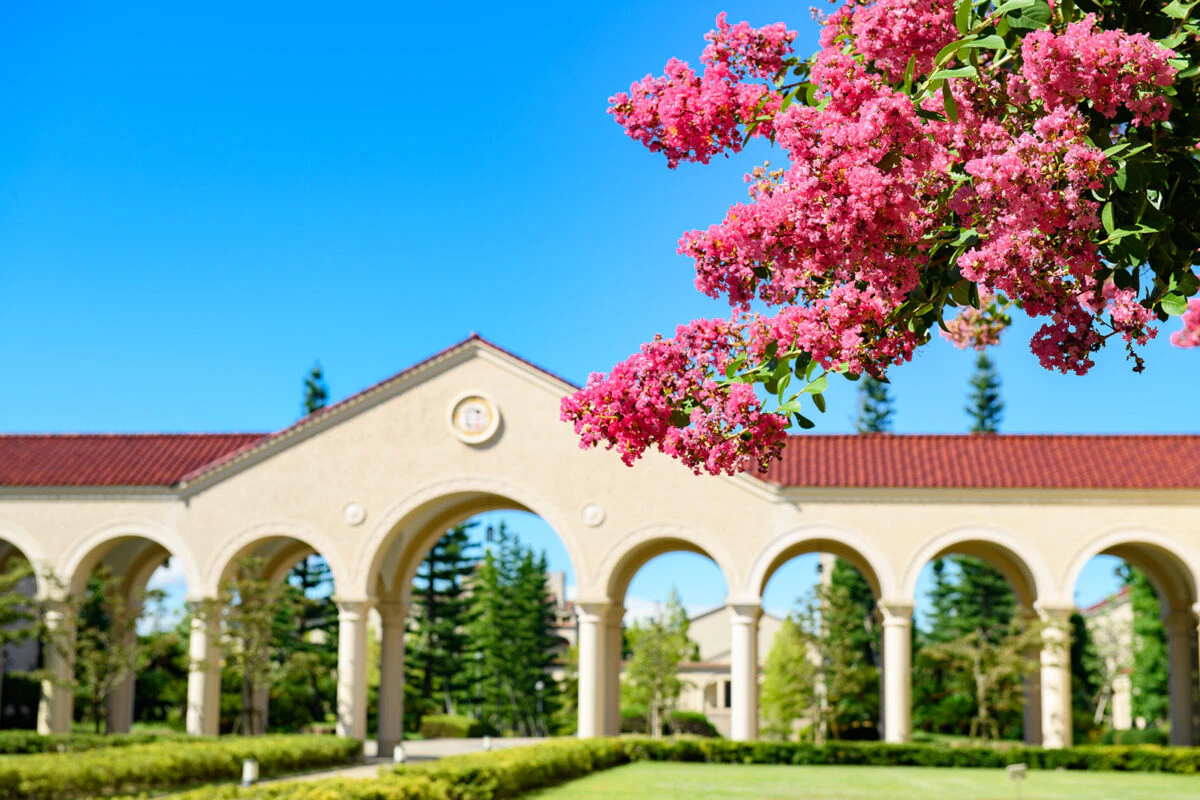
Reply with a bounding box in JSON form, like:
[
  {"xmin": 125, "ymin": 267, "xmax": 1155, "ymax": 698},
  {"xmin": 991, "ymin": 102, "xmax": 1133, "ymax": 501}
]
[{"xmin": 1173, "ymin": 298, "xmax": 1200, "ymax": 348}]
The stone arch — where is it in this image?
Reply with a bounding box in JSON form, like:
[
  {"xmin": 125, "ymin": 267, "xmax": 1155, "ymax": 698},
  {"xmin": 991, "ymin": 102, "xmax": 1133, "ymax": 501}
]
[
  {"xmin": 0, "ymin": 520, "xmax": 50, "ymax": 598},
  {"xmin": 1062, "ymin": 527, "xmax": 1200, "ymax": 611},
  {"xmin": 356, "ymin": 475, "xmax": 587, "ymax": 600},
  {"xmin": 59, "ymin": 520, "xmax": 202, "ymax": 598},
  {"xmin": 743, "ymin": 524, "xmax": 897, "ymax": 602},
  {"xmin": 595, "ymin": 522, "xmax": 738, "ymax": 604},
  {"xmin": 900, "ymin": 525, "xmax": 1053, "ymax": 608},
  {"xmin": 205, "ymin": 521, "xmax": 351, "ymax": 597}
]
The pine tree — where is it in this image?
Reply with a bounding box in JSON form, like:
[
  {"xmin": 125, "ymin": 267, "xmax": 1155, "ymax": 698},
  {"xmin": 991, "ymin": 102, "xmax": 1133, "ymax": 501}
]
[
  {"xmin": 824, "ymin": 560, "xmax": 880, "ymax": 733},
  {"xmin": 1069, "ymin": 611, "xmax": 1103, "ymax": 740},
  {"xmin": 302, "ymin": 362, "xmax": 329, "ymax": 417},
  {"xmin": 855, "ymin": 375, "xmax": 895, "ymax": 433},
  {"xmin": 0, "ymin": 560, "xmax": 36, "ymax": 716},
  {"xmin": 951, "ymin": 556, "xmax": 1016, "ymax": 643},
  {"xmin": 408, "ymin": 524, "xmax": 480, "ymax": 718},
  {"xmin": 1120, "ymin": 564, "xmax": 1170, "ymax": 727},
  {"xmin": 465, "ymin": 549, "xmax": 507, "ymax": 728},
  {"xmin": 272, "ymin": 556, "xmax": 339, "ymax": 732},
  {"xmin": 966, "ymin": 352, "xmax": 1003, "ymax": 433}
]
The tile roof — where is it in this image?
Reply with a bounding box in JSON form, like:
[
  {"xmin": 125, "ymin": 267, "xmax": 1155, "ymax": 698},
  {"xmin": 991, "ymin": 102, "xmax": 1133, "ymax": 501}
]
[
  {"xmin": 761, "ymin": 433, "xmax": 1200, "ymax": 490},
  {"xmin": 0, "ymin": 433, "xmax": 265, "ymax": 487}
]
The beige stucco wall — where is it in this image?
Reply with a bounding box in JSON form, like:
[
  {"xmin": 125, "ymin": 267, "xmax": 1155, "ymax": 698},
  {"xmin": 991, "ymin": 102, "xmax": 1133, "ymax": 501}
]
[{"xmin": 1, "ymin": 339, "xmax": 1199, "ymax": 621}]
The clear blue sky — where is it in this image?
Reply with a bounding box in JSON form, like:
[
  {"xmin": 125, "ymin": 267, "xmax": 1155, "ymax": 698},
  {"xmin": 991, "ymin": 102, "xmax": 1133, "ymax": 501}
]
[{"xmin": 5, "ymin": 2, "xmax": 1189, "ymax": 620}]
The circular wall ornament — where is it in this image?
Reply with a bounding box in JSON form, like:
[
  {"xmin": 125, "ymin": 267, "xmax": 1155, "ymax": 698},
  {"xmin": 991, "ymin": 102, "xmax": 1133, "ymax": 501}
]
[
  {"xmin": 447, "ymin": 391, "xmax": 501, "ymax": 445},
  {"xmin": 581, "ymin": 503, "xmax": 606, "ymax": 528},
  {"xmin": 343, "ymin": 502, "xmax": 366, "ymax": 527}
]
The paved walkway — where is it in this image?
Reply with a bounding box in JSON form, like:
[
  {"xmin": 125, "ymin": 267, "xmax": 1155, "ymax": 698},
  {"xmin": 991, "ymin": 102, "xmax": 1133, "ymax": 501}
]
[{"xmin": 262, "ymin": 737, "xmax": 544, "ymax": 785}]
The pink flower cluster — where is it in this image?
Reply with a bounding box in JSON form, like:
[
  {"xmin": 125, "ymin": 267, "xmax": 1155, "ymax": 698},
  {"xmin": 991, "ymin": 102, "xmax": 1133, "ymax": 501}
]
[
  {"xmin": 1021, "ymin": 16, "xmax": 1176, "ymax": 126},
  {"xmin": 607, "ymin": 14, "xmax": 796, "ymax": 168},
  {"xmin": 1172, "ymin": 298, "xmax": 1200, "ymax": 348},
  {"xmin": 576, "ymin": 1, "xmax": 1185, "ymax": 474},
  {"xmin": 941, "ymin": 294, "xmax": 1009, "ymax": 351},
  {"xmin": 560, "ymin": 318, "xmax": 788, "ymax": 476}
]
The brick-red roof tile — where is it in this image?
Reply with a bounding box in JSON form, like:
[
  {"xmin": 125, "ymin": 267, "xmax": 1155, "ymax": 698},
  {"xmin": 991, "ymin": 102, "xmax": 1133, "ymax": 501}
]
[
  {"xmin": 762, "ymin": 434, "xmax": 1200, "ymax": 490},
  {"xmin": 0, "ymin": 433, "xmax": 265, "ymax": 487}
]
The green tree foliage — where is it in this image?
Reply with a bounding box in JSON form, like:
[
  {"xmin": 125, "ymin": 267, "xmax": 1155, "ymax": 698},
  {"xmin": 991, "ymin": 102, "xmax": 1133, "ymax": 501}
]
[
  {"xmin": 302, "ymin": 362, "xmax": 329, "ymax": 416},
  {"xmin": 965, "ymin": 352, "xmax": 1003, "ymax": 434},
  {"xmin": 73, "ymin": 566, "xmax": 165, "ymax": 733},
  {"xmin": 760, "ymin": 614, "xmax": 816, "ymax": 740},
  {"xmin": 408, "ymin": 525, "xmax": 479, "ymax": 720},
  {"xmin": 134, "ymin": 616, "xmax": 190, "ymax": 728},
  {"xmin": 463, "ymin": 524, "xmax": 561, "ymax": 735},
  {"xmin": 203, "ymin": 557, "xmax": 295, "ymax": 735},
  {"xmin": 914, "ymin": 556, "xmax": 1020, "ymax": 738},
  {"xmin": 623, "ymin": 587, "xmax": 695, "ymax": 738},
  {"xmin": 0, "ymin": 560, "xmax": 37, "ymax": 723},
  {"xmin": 855, "ymin": 375, "xmax": 894, "ymax": 433},
  {"xmin": 271, "ymin": 555, "xmax": 338, "ymax": 732},
  {"xmin": 920, "ymin": 617, "xmax": 1044, "ymax": 743},
  {"xmin": 1120, "ymin": 564, "xmax": 1169, "ymax": 727},
  {"xmin": 824, "ymin": 559, "xmax": 880, "ymax": 733},
  {"xmin": 1069, "ymin": 611, "xmax": 1103, "ymax": 741}
]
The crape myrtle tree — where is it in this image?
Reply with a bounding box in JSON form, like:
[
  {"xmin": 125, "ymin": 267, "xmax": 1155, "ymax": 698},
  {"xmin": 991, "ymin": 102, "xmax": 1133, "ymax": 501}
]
[{"xmin": 562, "ymin": 0, "xmax": 1200, "ymax": 476}]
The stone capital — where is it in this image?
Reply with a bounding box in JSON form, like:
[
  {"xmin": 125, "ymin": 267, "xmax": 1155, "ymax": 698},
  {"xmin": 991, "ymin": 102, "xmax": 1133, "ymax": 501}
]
[
  {"xmin": 574, "ymin": 601, "xmax": 611, "ymax": 624},
  {"xmin": 334, "ymin": 597, "xmax": 372, "ymax": 621},
  {"xmin": 1165, "ymin": 607, "xmax": 1197, "ymax": 634},
  {"xmin": 877, "ymin": 599, "xmax": 914, "ymax": 625},
  {"xmin": 1034, "ymin": 601, "xmax": 1075, "ymax": 623},
  {"xmin": 727, "ymin": 603, "xmax": 762, "ymax": 625},
  {"xmin": 376, "ymin": 601, "xmax": 409, "ymax": 625}
]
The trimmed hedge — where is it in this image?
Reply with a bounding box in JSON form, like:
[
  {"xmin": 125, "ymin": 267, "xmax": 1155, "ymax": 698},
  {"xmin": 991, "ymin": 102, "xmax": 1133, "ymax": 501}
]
[
  {"xmin": 418, "ymin": 714, "xmax": 494, "ymax": 739},
  {"xmin": 0, "ymin": 734, "xmax": 362, "ymax": 800},
  {"xmin": 112, "ymin": 736, "xmax": 1200, "ymax": 800},
  {"xmin": 0, "ymin": 729, "xmax": 188, "ymax": 754}
]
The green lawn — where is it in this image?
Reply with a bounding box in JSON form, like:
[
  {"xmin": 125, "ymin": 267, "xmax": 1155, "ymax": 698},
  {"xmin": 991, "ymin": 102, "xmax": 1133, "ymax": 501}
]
[{"xmin": 527, "ymin": 761, "xmax": 1200, "ymax": 800}]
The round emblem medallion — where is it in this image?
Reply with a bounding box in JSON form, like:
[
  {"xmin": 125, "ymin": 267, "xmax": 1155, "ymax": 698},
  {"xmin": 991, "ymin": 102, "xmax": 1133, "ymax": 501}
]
[
  {"xmin": 448, "ymin": 392, "xmax": 501, "ymax": 444},
  {"xmin": 343, "ymin": 502, "xmax": 366, "ymax": 526}
]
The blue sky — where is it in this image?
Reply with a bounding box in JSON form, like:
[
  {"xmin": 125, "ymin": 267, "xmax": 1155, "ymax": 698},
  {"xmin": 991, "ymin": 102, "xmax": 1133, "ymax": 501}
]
[{"xmin": 4, "ymin": 2, "xmax": 1189, "ymax": 623}]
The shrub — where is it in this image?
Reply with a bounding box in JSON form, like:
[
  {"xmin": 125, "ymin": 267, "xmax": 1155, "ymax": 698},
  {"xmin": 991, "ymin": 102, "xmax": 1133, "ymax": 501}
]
[
  {"xmin": 417, "ymin": 715, "xmax": 494, "ymax": 739},
  {"xmin": 666, "ymin": 711, "xmax": 718, "ymax": 738},
  {"xmin": 0, "ymin": 729, "xmax": 188, "ymax": 754},
  {"xmin": 1100, "ymin": 727, "xmax": 1170, "ymax": 746},
  {"xmin": 0, "ymin": 734, "xmax": 361, "ymax": 800},
  {"xmin": 619, "ymin": 706, "xmax": 648, "ymax": 734}
]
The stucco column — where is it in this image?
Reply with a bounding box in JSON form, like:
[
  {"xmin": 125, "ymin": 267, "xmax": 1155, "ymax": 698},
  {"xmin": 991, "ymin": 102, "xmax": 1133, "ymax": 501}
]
[
  {"xmin": 729, "ymin": 603, "xmax": 761, "ymax": 742},
  {"xmin": 879, "ymin": 601, "xmax": 913, "ymax": 744},
  {"xmin": 336, "ymin": 599, "xmax": 371, "ymax": 740},
  {"xmin": 1166, "ymin": 608, "xmax": 1197, "ymax": 746},
  {"xmin": 377, "ymin": 601, "xmax": 408, "ymax": 754},
  {"xmin": 576, "ymin": 601, "xmax": 608, "ymax": 738},
  {"xmin": 603, "ymin": 605, "xmax": 623, "ymax": 736},
  {"xmin": 1039, "ymin": 604, "xmax": 1073, "ymax": 749},
  {"xmin": 185, "ymin": 607, "xmax": 221, "ymax": 735},
  {"xmin": 37, "ymin": 603, "xmax": 74, "ymax": 734},
  {"xmin": 1020, "ymin": 606, "xmax": 1042, "ymax": 745}
]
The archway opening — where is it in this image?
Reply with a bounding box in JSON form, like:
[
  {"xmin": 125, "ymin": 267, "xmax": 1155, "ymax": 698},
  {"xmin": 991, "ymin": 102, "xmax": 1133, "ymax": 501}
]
[
  {"xmin": 366, "ymin": 496, "xmax": 579, "ymax": 751},
  {"xmin": 59, "ymin": 535, "xmax": 188, "ymax": 736},
  {"xmin": 910, "ymin": 541, "xmax": 1041, "ymax": 746},
  {"xmin": 760, "ymin": 547, "xmax": 882, "ymax": 743},
  {"xmin": 212, "ymin": 536, "xmax": 340, "ymax": 735},
  {"xmin": 609, "ymin": 544, "xmax": 730, "ymax": 739},
  {"xmin": 1072, "ymin": 543, "xmax": 1198, "ymax": 746},
  {"xmin": 0, "ymin": 540, "xmax": 38, "ymax": 730}
]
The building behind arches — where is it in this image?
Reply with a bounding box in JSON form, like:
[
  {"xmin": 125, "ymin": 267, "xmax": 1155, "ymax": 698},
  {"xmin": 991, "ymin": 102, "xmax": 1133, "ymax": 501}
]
[{"xmin": 1, "ymin": 335, "xmax": 1198, "ymax": 747}]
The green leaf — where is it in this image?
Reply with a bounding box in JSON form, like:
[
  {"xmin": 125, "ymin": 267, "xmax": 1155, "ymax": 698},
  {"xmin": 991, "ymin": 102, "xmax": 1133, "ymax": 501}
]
[
  {"xmin": 942, "ymin": 83, "xmax": 959, "ymax": 122},
  {"xmin": 669, "ymin": 408, "xmax": 691, "ymax": 428},
  {"xmin": 812, "ymin": 393, "xmax": 827, "ymax": 414},
  {"xmin": 961, "ymin": 35, "xmax": 1006, "ymax": 50},
  {"xmin": 1162, "ymin": 293, "xmax": 1189, "ymax": 315},
  {"xmin": 1102, "ymin": 202, "xmax": 1115, "ymax": 234},
  {"xmin": 992, "ymin": 0, "xmax": 1034, "ymax": 15},
  {"xmin": 955, "ymin": 0, "xmax": 972, "ymax": 34},
  {"xmin": 794, "ymin": 413, "xmax": 816, "ymax": 430},
  {"xmin": 929, "ymin": 65, "xmax": 978, "ymax": 82},
  {"xmin": 1007, "ymin": 0, "xmax": 1052, "ymax": 29},
  {"xmin": 902, "ymin": 54, "xmax": 917, "ymax": 94},
  {"xmin": 802, "ymin": 375, "xmax": 829, "ymax": 395},
  {"xmin": 935, "ymin": 35, "xmax": 975, "ymax": 67}
]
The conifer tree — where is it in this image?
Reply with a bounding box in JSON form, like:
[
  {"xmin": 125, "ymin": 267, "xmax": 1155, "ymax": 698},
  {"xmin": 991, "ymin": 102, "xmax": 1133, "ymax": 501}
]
[
  {"xmin": 0, "ymin": 560, "xmax": 35, "ymax": 715},
  {"xmin": 302, "ymin": 362, "xmax": 329, "ymax": 417},
  {"xmin": 855, "ymin": 375, "xmax": 894, "ymax": 433},
  {"xmin": 408, "ymin": 524, "xmax": 479, "ymax": 717},
  {"xmin": 966, "ymin": 352, "xmax": 1004, "ymax": 433},
  {"xmin": 1069, "ymin": 611, "xmax": 1103, "ymax": 739}
]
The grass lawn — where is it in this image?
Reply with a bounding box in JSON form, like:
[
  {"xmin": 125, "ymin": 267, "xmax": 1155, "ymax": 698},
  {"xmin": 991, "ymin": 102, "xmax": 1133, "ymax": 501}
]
[{"xmin": 527, "ymin": 761, "xmax": 1200, "ymax": 800}]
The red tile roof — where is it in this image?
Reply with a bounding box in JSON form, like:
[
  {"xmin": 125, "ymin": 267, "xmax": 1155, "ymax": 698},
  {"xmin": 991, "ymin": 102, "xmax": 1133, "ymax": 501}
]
[
  {"xmin": 762, "ymin": 433, "xmax": 1200, "ymax": 490},
  {"xmin": 0, "ymin": 433, "xmax": 265, "ymax": 487}
]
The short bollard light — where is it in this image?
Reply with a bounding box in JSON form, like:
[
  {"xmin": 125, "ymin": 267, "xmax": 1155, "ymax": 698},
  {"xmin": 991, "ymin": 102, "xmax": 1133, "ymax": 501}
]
[
  {"xmin": 241, "ymin": 758, "xmax": 260, "ymax": 787},
  {"xmin": 483, "ymin": 735, "xmax": 492, "ymax": 751},
  {"xmin": 393, "ymin": 743, "xmax": 406, "ymax": 764},
  {"xmin": 1006, "ymin": 763, "xmax": 1027, "ymax": 799}
]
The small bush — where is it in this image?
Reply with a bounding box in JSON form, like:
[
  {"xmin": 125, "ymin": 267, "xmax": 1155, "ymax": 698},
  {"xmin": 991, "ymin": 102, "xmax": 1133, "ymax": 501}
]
[
  {"xmin": 1100, "ymin": 727, "xmax": 1170, "ymax": 746},
  {"xmin": 418, "ymin": 715, "xmax": 494, "ymax": 739},
  {"xmin": 666, "ymin": 711, "xmax": 718, "ymax": 738},
  {"xmin": 0, "ymin": 734, "xmax": 361, "ymax": 800},
  {"xmin": 0, "ymin": 729, "xmax": 188, "ymax": 754}
]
